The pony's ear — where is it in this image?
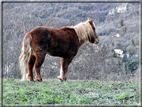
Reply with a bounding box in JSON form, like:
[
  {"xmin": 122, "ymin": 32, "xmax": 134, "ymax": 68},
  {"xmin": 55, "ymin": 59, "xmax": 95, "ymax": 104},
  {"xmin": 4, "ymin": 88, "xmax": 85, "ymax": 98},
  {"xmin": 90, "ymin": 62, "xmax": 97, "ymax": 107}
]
[
  {"xmin": 88, "ymin": 19, "xmax": 93, "ymax": 26},
  {"xmin": 88, "ymin": 19, "xmax": 95, "ymax": 30}
]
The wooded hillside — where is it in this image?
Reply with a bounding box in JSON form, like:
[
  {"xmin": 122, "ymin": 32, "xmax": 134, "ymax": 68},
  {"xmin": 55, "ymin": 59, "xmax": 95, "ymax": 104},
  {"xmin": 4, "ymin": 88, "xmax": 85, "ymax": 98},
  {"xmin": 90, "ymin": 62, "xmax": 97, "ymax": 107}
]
[{"xmin": 2, "ymin": 3, "xmax": 140, "ymax": 82}]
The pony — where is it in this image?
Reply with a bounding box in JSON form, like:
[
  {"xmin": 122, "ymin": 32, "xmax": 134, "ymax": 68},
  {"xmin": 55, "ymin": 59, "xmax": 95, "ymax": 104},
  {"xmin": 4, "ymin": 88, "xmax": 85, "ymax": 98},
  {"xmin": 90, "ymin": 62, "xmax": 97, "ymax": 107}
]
[{"xmin": 19, "ymin": 19, "xmax": 99, "ymax": 82}]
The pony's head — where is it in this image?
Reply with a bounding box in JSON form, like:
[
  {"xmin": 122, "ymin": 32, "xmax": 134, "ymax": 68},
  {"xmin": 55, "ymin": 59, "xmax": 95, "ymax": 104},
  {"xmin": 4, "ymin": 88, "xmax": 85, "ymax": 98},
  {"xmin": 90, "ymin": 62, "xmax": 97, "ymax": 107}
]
[
  {"xmin": 87, "ymin": 20, "xmax": 99, "ymax": 44},
  {"xmin": 73, "ymin": 19, "xmax": 99, "ymax": 45}
]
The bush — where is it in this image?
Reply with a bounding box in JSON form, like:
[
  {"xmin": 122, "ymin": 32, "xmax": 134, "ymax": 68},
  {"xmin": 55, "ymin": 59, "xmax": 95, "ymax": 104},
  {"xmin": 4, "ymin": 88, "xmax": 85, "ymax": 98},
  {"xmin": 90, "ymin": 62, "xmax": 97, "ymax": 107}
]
[
  {"xmin": 113, "ymin": 51, "xmax": 117, "ymax": 57},
  {"xmin": 122, "ymin": 54, "xmax": 128, "ymax": 62},
  {"xmin": 120, "ymin": 19, "xmax": 124, "ymax": 27},
  {"xmin": 132, "ymin": 39, "xmax": 135, "ymax": 46},
  {"xmin": 126, "ymin": 60, "xmax": 139, "ymax": 72},
  {"xmin": 126, "ymin": 46, "xmax": 135, "ymax": 56}
]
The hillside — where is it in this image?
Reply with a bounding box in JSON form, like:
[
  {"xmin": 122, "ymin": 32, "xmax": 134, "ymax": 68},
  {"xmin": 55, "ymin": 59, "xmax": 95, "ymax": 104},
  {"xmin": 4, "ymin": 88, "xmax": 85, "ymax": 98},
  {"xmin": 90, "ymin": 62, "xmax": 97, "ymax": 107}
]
[{"xmin": 2, "ymin": 3, "xmax": 140, "ymax": 82}]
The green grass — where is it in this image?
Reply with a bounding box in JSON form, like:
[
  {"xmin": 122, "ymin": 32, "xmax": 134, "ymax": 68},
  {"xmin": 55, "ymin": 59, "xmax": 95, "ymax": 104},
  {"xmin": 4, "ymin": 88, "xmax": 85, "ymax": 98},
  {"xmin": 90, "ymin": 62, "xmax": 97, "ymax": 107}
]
[{"xmin": 3, "ymin": 78, "xmax": 140, "ymax": 106}]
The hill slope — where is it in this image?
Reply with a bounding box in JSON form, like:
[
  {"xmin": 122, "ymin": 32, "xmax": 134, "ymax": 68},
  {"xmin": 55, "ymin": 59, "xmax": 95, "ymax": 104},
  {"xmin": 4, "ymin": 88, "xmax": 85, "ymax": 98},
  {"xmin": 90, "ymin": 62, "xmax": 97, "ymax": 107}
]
[{"xmin": 2, "ymin": 3, "xmax": 140, "ymax": 81}]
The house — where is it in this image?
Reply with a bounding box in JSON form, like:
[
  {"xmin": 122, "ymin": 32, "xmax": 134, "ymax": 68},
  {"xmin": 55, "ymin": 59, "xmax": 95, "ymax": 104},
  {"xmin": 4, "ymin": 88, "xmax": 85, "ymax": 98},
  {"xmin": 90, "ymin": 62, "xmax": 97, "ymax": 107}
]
[
  {"xmin": 114, "ymin": 49, "xmax": 124, "ymax": 58},
  {"xmin": 114, "ymin": 33, "xmax": 120, "ymax": 38}
]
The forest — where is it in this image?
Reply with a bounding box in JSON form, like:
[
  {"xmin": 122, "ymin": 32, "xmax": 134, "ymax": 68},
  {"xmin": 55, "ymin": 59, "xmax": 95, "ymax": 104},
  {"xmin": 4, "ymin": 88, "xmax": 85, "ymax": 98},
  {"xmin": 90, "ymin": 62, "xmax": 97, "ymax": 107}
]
[{"xmin": 2, "ymin": 3, "xmax": 140, "ymax": 82}]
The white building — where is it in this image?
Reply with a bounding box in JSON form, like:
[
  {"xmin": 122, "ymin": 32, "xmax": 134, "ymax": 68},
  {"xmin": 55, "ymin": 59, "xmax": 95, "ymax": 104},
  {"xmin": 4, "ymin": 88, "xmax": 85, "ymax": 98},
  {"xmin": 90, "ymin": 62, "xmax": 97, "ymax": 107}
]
[
  {"xmin": 114, "ymin": 33, "xmax": 120, "ymax": 38},
  {"xmin": 114, "ymin": 49, "xmax": 124, "ymax": 58}
]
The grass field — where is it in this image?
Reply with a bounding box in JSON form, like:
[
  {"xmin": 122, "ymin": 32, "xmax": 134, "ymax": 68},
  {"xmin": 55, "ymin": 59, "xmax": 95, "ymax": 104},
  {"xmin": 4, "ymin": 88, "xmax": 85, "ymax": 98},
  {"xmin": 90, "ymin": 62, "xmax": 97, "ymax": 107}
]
[{"xmin": 3, "ymin": 78, "xmax": 140, "ymax": 106}]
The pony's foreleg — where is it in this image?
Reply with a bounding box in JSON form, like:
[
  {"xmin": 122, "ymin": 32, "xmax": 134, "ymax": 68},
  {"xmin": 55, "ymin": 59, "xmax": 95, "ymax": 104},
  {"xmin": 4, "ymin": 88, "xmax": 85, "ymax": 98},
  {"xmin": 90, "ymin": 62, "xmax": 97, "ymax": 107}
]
[
  {"xmin": 58, "ymin": 65, "xmax": 66, "ymax": 81},
  {"xmin": 58, "ymin": 57, "xmax": 73, "ymax": 82},
  {"xmin": 34, "ymin": 51, "xmax": 46, "ymax": 82},
  {"xmin": 27, "ymin": 51, "xmax": 36, "ymax": 81}
]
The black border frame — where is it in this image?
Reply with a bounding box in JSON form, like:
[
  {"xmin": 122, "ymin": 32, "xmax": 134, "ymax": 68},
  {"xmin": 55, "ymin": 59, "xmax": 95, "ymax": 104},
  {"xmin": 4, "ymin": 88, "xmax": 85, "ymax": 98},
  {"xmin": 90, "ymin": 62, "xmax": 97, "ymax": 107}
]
[{"xmin": 1, "ymin": 0, "xmax": 142, "ymax": 107}]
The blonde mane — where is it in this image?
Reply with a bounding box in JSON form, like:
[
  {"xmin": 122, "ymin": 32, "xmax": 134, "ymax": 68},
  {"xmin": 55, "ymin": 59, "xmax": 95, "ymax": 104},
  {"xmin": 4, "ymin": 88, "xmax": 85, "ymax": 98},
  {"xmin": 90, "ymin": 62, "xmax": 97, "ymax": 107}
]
[{"xmin": 73, "ymin": 20, "xmax": 94, "ymax": 45}]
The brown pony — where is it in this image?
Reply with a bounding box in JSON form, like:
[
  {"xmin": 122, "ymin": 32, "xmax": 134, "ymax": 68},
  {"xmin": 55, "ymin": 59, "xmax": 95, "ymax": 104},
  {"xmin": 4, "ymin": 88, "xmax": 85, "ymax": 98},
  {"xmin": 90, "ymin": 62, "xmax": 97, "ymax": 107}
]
[{"xmin": 19, "ymin": 19, "xmax": 99, "ymax": 82}]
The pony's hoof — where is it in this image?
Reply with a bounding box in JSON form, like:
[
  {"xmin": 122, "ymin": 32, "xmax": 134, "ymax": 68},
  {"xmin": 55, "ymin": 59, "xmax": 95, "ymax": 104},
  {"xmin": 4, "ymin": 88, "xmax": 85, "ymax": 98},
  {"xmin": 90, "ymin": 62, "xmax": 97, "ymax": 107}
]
[
  {"xmin": 64, "ymin": 77, "xmax": 67, "ymax": 81},
  {"xmin": 57, "ymin": 76, "xmax": 67, "ymax": 82},
  {"xmin": 58, "ymin": 78, "xmax": 64, "ymax": 82},
  {"xmin": 57, "ymin": 76, "xmax": 63, "ymax": 82},
  {"xmin": 20, "ymin": 78, "xmax": 26, "ymax": 81},
  {"xmin": 36, "ymin": 78, "xmax": 42, "ymax": 82},
  {"xmin": 27, "ymin": 76, "xmax": 34, "ymax": 81}
]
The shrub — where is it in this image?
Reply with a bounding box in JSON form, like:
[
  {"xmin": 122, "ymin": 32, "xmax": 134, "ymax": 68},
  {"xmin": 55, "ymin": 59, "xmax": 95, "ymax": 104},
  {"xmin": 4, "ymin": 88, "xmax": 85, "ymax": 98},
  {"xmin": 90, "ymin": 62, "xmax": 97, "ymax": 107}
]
[
  {"xmin": 126, "ymin": 46, "xmax": 135, "ymax": 56},
  {"xmin": 126, "ymin": 60, "xmax": 139, "ymax": 72},
  {"xmin": 113, "ymin": 51, "xmax": 117, "ymax": 57},
  {"xmin": 132, "ymin": 39, "xmax": 135, "ymax": 46},
  {"xmin": 120, "ymin": 19, "xmax": 124, "ymax": 27},
  {"xmin": 122, "ymin": 54, "xmax": 128, "ymax": 62}
]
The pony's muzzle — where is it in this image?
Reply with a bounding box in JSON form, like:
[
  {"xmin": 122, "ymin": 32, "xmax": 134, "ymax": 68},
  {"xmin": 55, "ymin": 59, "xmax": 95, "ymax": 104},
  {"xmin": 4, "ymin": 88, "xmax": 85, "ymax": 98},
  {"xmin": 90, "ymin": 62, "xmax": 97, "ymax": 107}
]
[{"xmin": 95, "ymin": 39, "xmax": 99, "ymax": 44}]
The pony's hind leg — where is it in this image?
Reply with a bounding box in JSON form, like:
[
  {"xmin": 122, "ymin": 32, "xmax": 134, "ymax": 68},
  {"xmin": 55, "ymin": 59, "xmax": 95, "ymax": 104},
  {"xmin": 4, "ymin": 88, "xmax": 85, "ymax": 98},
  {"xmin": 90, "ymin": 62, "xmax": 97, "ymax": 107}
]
[
  {"xmin": 58, "ymin": 57, "xmax": 74, "ymax": 82},
  {"xmin": 34, "ymin": 51, "xmax": 46, "ymax": 82},
  {"xmin": 27, "ymin": 51, "xmax": 36, "ymax": 81}
]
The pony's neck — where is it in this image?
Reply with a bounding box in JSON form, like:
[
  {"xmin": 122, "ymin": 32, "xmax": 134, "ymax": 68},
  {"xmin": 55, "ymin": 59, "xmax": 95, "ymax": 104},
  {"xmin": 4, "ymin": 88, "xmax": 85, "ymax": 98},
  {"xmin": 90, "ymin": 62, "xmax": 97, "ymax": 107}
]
[{"xmin": 78, "ymin": 38, "xmax": 88, "ymax": 46}]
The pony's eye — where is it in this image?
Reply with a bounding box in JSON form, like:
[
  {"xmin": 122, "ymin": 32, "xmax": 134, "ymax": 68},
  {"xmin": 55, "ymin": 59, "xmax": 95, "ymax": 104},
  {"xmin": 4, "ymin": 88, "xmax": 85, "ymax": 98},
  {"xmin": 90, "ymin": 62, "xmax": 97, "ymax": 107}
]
[
  {"xmin": 94, "ymin": 27, "xmax": 95, "ymax": 31},
  {"xmin": 92, "ymin": 27, "xmax": 95, "ymax": 31}
]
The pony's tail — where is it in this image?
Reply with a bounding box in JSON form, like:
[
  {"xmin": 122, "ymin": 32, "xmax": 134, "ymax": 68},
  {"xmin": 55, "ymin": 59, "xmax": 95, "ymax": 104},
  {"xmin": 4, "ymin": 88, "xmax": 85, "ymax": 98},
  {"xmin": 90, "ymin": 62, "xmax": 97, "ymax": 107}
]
[{"xmin": 19, "ymin": 33, "xmax": 32, "ymax": 81}]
